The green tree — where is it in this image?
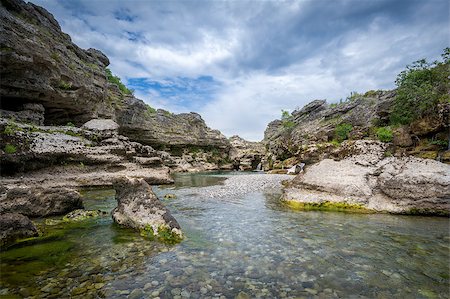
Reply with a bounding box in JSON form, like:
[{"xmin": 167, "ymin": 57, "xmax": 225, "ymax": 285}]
[
  {"xmin": 281, "ymin": 110, "xmax": 295, "ymax": 129},
  {"xmin": 390, "ymin": 48, "xmax": 450, "ymax": 125}
]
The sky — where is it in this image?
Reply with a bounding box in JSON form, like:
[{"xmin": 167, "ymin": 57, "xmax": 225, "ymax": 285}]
[{"xmin": 32, "ymin": 0, "xmax": 449, "ymax": 141}]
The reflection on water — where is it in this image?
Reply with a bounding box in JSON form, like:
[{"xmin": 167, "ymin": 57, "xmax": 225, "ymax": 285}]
[{"xmin": 1, "ymin": 173, "xmax": 449, "ymax": 298}]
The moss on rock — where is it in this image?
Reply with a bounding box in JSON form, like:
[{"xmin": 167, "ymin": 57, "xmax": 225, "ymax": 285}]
[{"xmin": 283, "ymin": 200, "xmax": 373, "ymax": 213}]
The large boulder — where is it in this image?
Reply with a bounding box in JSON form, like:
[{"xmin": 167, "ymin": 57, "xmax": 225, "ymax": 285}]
[
  {"xmin": 82, "ymin": 119, "xmax": 119, "ymax": 140},
  {"xmin": 283, "ymin": 155, "xmax": 450, "ymax": 215},
  {"xmin": 112, "ymin": 177, "xmax": 182, "ymax": 243},
  {"xmin": 0, "ymin": 213, "xmax": 39, "ymax": 247},
  {"xmin": 0, "ymin": 186, "xmax": 82, "ymax": 217}
]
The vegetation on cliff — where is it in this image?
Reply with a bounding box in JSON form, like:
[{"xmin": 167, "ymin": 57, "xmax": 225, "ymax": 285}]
[{"xmin": 390, "ymin": 48, "xmax": 449, "ymax": 126}]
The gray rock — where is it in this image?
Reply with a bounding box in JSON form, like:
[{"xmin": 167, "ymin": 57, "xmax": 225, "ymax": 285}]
[
  {"xmin": 0, "ymin": 186, "xmax": 82, "ymax": 217},
  {"xmin": 0, "ymin": 212, "xmax": 38, "ymax": 247},
  {"xmin": 283, "ymin": 154, "xmax": 450, "ymax": 215},
  {"xmin": 82, "ymin": 119, "xmax": 119, "ymax": 140},
  {"xmin": 228, "ymin": 135, "xmax": 265, "ymax": 171},
  {"xmin": 112, "ymin": 177, "xmax": 182, "ymax": 240}
]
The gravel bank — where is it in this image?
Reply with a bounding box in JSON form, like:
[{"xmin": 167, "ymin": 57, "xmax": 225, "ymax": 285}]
[{"xmin": 177, "ymin": 173, "xmax": 293, "ymax": 199}]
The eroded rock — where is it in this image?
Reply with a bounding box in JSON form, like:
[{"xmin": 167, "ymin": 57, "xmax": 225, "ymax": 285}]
[
  {"xmin": 0, "ymin": 187, "xmax": 82, "ymax": 217},
  {"xmin": 112, "ymin": 177, "xmax": 182, "ymax": 242},
  {"xmin": 0, "ymin": 213, "xmax": 39, "ymax": 247}
]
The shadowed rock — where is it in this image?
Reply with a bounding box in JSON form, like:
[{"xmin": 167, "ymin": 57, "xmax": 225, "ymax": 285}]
[
  {"xmin": 0, "ymin": 187, "xmax": 82, "ymax": 217},
  {"xmin": 0, "ymin": 213, "xmax": 38, "ymax": 247}
]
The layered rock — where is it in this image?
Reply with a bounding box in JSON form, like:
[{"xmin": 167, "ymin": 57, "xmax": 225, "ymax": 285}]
[
  {"xmin": 283, "ymin": 141, "xmax": 450, "ymax": 215},
  {"xmin": 263, "ymin": 91, "xmax": 449, "ymax": 168},
  {"xmin": 228, "ymin": 135, "xmax": 265, "ymax": 170},
  {"xmin": 0, "ymin": 0, "xmax": 114, "ymax": 125},
  {"xmin": 117, "ymin": 98, "xmax": 230, "ymax": 149},
  {"xmin": 112, "ymin": 177, "xmax": 182, "ymax": 242},
  {"xmin": 0, "ymin": 212, "xmax": 38, "ymax": 247}
]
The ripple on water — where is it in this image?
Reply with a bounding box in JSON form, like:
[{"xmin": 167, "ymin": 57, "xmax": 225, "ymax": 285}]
[{"xmin": 0, "ymin": 172, "xmax": 449, "ymax": 299}]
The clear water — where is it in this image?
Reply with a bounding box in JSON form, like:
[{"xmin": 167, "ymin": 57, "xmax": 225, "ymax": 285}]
[{"xmin": 0, "ymin": 172, "xmax": 449, "ymax": 299}]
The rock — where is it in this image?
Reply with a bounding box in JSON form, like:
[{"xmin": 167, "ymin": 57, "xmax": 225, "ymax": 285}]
[
  {"xmin": 393, "ymin": 126, "xmax": 413, "ymax": 147},
  {"xmin": 287, "ymin": 163, "xmax": 304, "ymax": 175},
  {"xmin": 228, "ymin": 135, "xmax": 265, "ymax": 171},
  {"xmin": 0, "ymin": 212, "xmax": 38, "ymax": 247},
  {"xmin": 283, "ymin": 155, "xmax": 450, "ymax": 215},
  {"xmin": 117, "ymin": 99, "xmax": 230, "ymax": 149},
  {"xmin": 263, "ymin": 91, "xmax": 396, "ymax": 167},
  {"xmin": 0, "ymin": 0, "xmax": 115, "ymax": 125},
  {"xmin": 163, "ymin": 194, "xmax": 177, "ymax": 200},
  {"xmin": 128, "ymin": 289, "xmax": 144, "ymax": 299},
  {"xmin": 82, "ymin": 119, "xmax": 119, "ymax": 140},
  {"xmin": 134, "ymin": 157, "xmax": 162, "ymax": 166},
  {"xmin": 0, "ymin": 186, "xmax": 82, "ymax": 217},
  {"xmin": 0, "ymin": 103, "xmax": 45, "ymax": 125},
  {"xmin": 112, "ymin": 177, "xmax": 182, "ymax": 242},
  {"xmin": 62, "ymin": 209, "xmax": 108, "ymax": 222}
]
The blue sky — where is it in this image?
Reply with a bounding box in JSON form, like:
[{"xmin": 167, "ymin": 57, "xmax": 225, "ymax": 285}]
[{"xmin": 32, "ymin": 0, "xmax": 449, "ymax": 141}]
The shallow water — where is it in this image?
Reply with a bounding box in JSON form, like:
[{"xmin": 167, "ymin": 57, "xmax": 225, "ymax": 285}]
[{"xmin": 1, "ymin": 172, "xmax": 449, "ymax": 298}]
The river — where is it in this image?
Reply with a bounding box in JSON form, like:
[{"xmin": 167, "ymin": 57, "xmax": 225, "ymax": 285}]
[{"xmin": 1, "ymin": 172, "xmax": 449, "ymax": 298}]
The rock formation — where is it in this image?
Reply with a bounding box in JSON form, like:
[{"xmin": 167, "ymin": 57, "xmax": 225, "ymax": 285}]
[
  {"xmin": 228, "ymin": 135, "xmax": 265, "ymax": 170},
  {"xmin": 112, "ymin": 177, "xmax": 182, "ymax": 243},
  {"xmin": 0, "ymin": 212, "xmax": 39, "ymax": 247},
  {"xmin": 282, "ymin": 141, "xmax": 450, "ymax": 215}
]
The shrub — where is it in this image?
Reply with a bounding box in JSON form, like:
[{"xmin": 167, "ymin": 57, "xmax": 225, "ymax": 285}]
[
  {"xmin": 376, "ymin": 126, "xmax": 393, "ymax": 142},
  {"xmin": 4, "ymin": 144, "xmax": 17, "ymax": 154},
  {"xmin": 281, "ymin": 110, "xmax": 295, "ymax": 129},
  {"xmin": 105, "ymin": 68, "xmax": 133, "ymax": 95},
  {"xmin": 335, "ymin": 123, "xmax": 353, "ymax": 142},
  {"xmin": 390, "ymin": 48, "xmax": 450, "ymax": 125},
  {"xmin": 144, "ymin": 105, "xmax": 156, "ymax": 117}
]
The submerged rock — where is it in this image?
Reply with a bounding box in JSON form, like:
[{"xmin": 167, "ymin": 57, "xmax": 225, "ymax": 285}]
[
  {"xmin": 0, "ymin": 213, "xmax": 38, "ymax": 247},
  {"xmin": 112, "ymin": 177, "xmax": 182, "ymax": 243},
  {"xmin": 0, "ymin": 187, "xmax": 82, "ymax": 217},
  {"xmin": 62, "ymin": 209, "xmax": 108, "ymax": 222}
]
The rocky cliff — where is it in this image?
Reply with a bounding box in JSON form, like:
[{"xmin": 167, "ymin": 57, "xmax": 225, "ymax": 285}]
[
  {"xmin": 0, "ymin": 0, "xmax": 230, "ymax": 153},
  {"xmin": 263, "ymin": 90, "xmax": 449, "ymax": 169}
]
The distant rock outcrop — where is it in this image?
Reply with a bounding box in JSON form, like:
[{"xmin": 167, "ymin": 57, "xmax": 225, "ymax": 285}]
[{"xmin": 228, "ymin": 135, "xmax": 265, "ymax": 170}]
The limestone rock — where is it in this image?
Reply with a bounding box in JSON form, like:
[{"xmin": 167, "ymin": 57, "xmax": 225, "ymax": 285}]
[
  {"xmin": 228, "ymin": 135, "xmax": 265, "ymax": 170},
  {"xmin": 0, "ymin": 0, "xmax": 115, "ymax": 124},
  {"xmin": 282, "ymin": 155, "xmax": 450, "ymax": 215},
  {"xmin": 82, "ymin": 119, "xmax": 119, "ymax": 140},
  {"xmin": 0, "ymin": 212, "xmax": 38, "ymax": 247},
  {"xmin": 0, "ymin": 186, "xmax": 82, "ymax": 217},
  {"xmin": 117, "ymin": 98, "xmax": 230, "ymax": 149},
  {"xmin": 112, "ymin": 177, "xmax": 182, "ymax": 241}
]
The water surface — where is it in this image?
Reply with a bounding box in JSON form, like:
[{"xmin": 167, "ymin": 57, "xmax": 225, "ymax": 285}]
[{"xmin": 1, "ymin": 172, "xmax": 448, "ymax": 298}]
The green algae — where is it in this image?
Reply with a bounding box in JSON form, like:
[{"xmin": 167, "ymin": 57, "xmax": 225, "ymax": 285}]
[
  {"xmin": 140, "ymin": 224, "xmax": 183, "ymax": 244},
  {"xmin": 283, "ymin": 200, "xmax": 373, "ymax": 213}
]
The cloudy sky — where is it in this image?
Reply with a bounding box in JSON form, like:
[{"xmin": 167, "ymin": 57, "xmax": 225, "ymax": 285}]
[{"xmin": 32, "ymin": 0, "xmax": 449, "ymax": 141}]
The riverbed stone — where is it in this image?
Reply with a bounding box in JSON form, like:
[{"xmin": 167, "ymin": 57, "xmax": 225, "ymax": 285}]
[
  {"xmin": 0, "ymin": 212, "xmax": 39, "ymax": 247},
  {"xmin": 112, "ymin": 177, "xmax": 182, "ymax": 242}
]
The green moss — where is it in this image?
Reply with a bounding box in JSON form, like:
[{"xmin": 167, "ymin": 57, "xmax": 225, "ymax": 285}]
[
  {"xmin": 157, "ymin": 226, "xmax": 182, "ymax": 245},
  {"xmin": 284, "ymin": 200, "xmax": 373, "ymax": 213},
  {"xmin": 4, "ymin": 143, "xmax": 17, "ymax": 154},
  {"xmin": 3, "ymin": 121, "xmax": 23, "ymax": 135},
  {"xmin": 407, "ymin": 208, "xmax": 449, "ymax": 217},
  {"xmin": 58, "ymin": 80, "xmax": 72, "ymax": 90},
  {"xmin": 139, "ymin": 225, "xmax": 182, "ymax": 244}
]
